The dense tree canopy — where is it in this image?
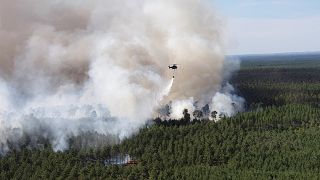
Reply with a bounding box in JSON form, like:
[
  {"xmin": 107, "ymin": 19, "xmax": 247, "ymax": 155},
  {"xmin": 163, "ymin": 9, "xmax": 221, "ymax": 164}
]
[{"xmin": 1, "ymin": 56, "xmax": 320, "ymax": 179}]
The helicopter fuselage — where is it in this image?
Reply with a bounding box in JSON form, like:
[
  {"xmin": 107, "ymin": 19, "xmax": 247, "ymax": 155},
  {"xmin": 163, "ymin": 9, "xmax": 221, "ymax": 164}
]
[{"xmin": 168, "ymin": 65, "xmax": 177, "ymax": 70}]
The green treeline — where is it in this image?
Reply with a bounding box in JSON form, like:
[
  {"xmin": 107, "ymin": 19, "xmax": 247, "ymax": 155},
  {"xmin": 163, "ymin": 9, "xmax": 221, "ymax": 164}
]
[
  {"xmin": 232, "ymin": 68, "xmax": 320, "ymax": 107},
  {"xmin": 2, "ymin": 104, "xmax": 320, "ymax": 179},
  {"xmin": 1, "ymin": 58, "xmax": 320, "ymax": 179}
]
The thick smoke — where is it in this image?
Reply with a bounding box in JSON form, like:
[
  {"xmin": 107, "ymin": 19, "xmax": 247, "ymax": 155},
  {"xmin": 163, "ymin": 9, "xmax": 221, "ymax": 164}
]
[
  {"xmin": 0, "ymin": 0, "xmax": 242, "ymax": 153},
  {"xmin": 209, "ymin": 57, "xmax": 245, "ymax": 120},
  {"xmin": 168, "ymin": 57, "xmax": 245, "ymax": 121}
]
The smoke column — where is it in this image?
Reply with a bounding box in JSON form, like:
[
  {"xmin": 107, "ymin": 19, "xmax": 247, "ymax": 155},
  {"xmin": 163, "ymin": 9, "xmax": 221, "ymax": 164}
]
[{"xmin": 0, "ymin": 0, "xmax": 243, "ymax": 153}]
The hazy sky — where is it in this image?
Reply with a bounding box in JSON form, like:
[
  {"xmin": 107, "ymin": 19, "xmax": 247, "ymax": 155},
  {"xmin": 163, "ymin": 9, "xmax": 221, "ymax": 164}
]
[{"xmin": 214, "ymin": 0, "xmax": 320, "ymax": 55}]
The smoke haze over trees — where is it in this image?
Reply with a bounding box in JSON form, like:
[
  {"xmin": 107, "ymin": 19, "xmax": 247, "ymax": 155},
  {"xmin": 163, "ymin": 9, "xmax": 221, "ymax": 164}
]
[{"xmin": 0, "ymin": 0, "xmax": 244, "ymax": 153}]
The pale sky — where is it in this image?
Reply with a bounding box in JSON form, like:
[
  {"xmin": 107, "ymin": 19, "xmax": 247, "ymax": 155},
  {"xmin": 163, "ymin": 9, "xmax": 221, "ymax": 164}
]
[{"xmin": 213, "ymin": 0, "xmax": 320, "ymax": 55}]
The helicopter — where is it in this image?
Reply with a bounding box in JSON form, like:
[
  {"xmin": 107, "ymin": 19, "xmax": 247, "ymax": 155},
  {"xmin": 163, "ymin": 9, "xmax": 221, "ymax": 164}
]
[
  {"xmin": 168, "ymin": 64, "xmax": 178, "ymax": 78},
  {"xmin": 168, "ymin": 64, "xmax": 178, "ymax": 70}
]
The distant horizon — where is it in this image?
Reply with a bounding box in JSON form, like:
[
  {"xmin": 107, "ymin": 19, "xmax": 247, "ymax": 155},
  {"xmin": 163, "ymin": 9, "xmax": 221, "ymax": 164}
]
[{"xmin": 227, "ymin": 51, "xmax": 320, "ymax": 57}]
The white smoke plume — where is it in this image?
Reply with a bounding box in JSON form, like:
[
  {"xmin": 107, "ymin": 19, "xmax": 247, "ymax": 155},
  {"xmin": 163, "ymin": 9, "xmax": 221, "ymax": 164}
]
[
  {"xmin": 209, "ymin": 57, "xmax": 244, "ymax": 120},
  {"xmin": 168, "ymin": 58, "xmax": 244, "ymax": 120},
  {"xmin": 0, "ymin": 0, "xmax": 242, "ymax": 153},
  {"xmin": 170, "ymin": 97, "xmax": 195, "ymax": 120},
  {"xmin": 210, "ymin": 83, "xmax": 245, "ymax": 120}
]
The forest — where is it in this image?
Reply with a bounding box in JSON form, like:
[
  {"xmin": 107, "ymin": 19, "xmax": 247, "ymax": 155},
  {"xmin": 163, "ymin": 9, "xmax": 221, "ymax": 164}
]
[{"xmin": 1, "ymin": 53, "xmax": 320, "ymax": 179}]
